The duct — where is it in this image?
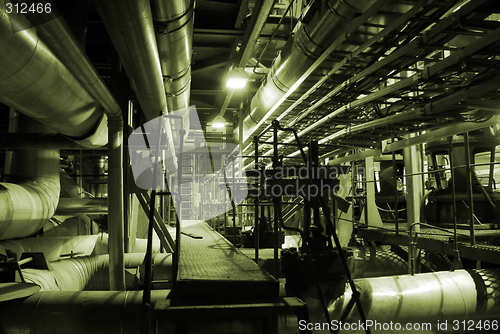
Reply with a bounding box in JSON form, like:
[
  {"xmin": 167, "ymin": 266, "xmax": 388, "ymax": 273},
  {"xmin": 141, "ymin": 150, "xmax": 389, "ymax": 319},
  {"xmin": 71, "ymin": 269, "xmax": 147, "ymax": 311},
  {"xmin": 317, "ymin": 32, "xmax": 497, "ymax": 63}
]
[
  {"xmin": 19, "ymin": 0, "xmax": 121, "ymax": 120},
  {"xmin": 0, "ymin": 115, "xmax": 60, "ymax": 240},
  {"xmin": 0, "ymin": 290, "xmax": 170, "ymax": 334},
  {"xmin": 0, "ymin": 1, "xmax": 106, "ymax": 147},
  {"xmin": 21, "ymin": 253, "xmax": 172, "ymax": 291},
  {"xmin": 234, "ymin": 0, "xmax": 377, "ymax": 144},
  {"xmin": 325, "ymin": 270, "xmax": 500, "ymax": 331},
  {"xmin": 93, "ymin": 0, "xmax": 177, "ymax": 171},
  {"xmin": 44, "ymin": 215, "xmax": 98, "ymax": 237},
  {"xmin": 0, "ymin": 236, "xmax": 100, "ymax": 262},
  {"xmin": 55, "ymin": 198, "xmax": 108, "ymax": 215},
  {"xmin": 151, "ymin": 0, "xmax": 193, "ymax": 129}
]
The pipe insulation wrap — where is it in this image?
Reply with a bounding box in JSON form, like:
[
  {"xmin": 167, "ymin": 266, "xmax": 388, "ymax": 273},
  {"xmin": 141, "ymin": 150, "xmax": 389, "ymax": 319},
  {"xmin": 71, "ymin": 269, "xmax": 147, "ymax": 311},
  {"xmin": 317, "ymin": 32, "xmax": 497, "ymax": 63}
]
[
  {"xmin": 0, "ymin": 0, "xmax": 104, "ymax": 143},
  {"xmin": 151, "ymin": 0, "xmax": 193, "ymax": 143},
  {"xmin": 327, "ymin": 269, "xmax": 500, "ymax": 332},
  {"xmin": 0, "ymin": 290, "xmax": 171, "ymax": 334},
  {"xmin": 0, "ymin": 149, "xmax": 60, "ymax": 240},
  {"xmin": 22, "ymin": 253, "xmax": 172, "ymax": 291}
]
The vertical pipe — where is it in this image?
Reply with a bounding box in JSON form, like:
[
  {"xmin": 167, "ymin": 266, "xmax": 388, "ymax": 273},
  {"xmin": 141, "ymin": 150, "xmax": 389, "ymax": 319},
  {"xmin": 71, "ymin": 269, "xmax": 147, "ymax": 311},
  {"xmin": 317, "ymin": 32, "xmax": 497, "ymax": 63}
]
[
  {"xmin": 392, "ymin": 138, "xmax": 399, "ymax": 235},
  {"xmin": 254, "ymin": 136, "xmax": 260, "ymax": 264},
  {"xmin": 488, "ymin": 147, "xmax": 495, "ymax": 190},
  {"xmin": 449, "ymin": 137, "xmax": 459, "ymax": 255},
  {"xmin": 232, "ymin": 158, "xmax": 236, "ymax": 245},
  {"xmin": 272, "ymin": 121, "xmax": 280, "ymax": 276},
  {"xmin": 464, "ymin": 132, "xmax": 476, "ymax": 246},
  {"xmin": 108, "ymin": 117, "xmax": 125, "ymax": 291}
]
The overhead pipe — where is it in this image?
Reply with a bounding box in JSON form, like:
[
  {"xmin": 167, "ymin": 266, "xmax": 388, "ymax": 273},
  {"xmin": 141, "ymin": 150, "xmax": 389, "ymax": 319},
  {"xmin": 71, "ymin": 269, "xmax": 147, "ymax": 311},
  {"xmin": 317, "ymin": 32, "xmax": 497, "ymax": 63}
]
[
  {"xmin": 0, "ymin": 290, "xmax": 170, "ymax": 334},
  {"xmin": 0, "ymin": 1, "xmax": 106, "ymax": 147},
  {"xmin": 43, "ymin": 215, "xmax": 99, "ymax": 237},
  {"xmin": 151, "ymin": 0, "xmax": 194, "ymax": 118},
  {"xmin": 325, "ymin": 270, "xmax": 500, "ymax": 329},
  {"xmin": 234, "ymin": 0, "xmax": 377, "ymax": 144},
  {"xmin": 19, "ymin": 0, "xmax": 121, "ymax": 121},
  {"xmin": 93, "ymin": 0, "xmax": 177, "ymax": 170},
  {"xmin": 55, "ymin": 198, "xmax": 108, "ymax": 215}
]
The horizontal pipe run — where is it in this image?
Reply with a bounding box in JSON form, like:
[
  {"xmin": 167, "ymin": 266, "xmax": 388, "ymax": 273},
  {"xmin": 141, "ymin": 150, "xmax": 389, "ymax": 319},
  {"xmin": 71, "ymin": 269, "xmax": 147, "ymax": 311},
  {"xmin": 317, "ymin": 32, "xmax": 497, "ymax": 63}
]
[
  {"xmin": 55, "ymin": 198, "xmax": 108, "ymax": 215},
  {"xmin": 0, "ymin": 1, "xmax": 105, "ymax": 145},
  {"xmin": 327, "ymin": 270, "xmax": 500, "ymax": 327},
  {"xmin": 0, "ymin": 290, "xmax": 171, "ymax": 334},
  {"xmin": 22, "ymin": 253, "xmax": 172, "ymax": 291}
]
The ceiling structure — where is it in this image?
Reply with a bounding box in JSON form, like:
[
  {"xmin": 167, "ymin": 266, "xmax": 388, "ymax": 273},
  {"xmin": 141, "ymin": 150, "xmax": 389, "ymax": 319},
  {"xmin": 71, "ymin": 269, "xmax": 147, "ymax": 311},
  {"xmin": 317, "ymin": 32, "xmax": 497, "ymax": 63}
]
[{"xmin": 1, "ymin": 0, "xmax": 500, "ymax": 166}]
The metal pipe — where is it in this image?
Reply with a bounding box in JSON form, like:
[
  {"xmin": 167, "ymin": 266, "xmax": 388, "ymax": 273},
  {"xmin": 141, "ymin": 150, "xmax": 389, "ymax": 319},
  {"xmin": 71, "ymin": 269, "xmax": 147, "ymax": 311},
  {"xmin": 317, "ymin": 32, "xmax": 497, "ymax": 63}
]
[
  {"xmin": 0, "ymin": 236, "xmax": 102, "ymax": 262},
  {"xmin": 55, "ymin": 198, "xmax": 108, "ymax": 215},
  {"xmin": 19, "ymin": 1, "xmax": 121, "ymax": 121},
  {"xmin": 234, "ymin": 0, "xmax": 377, "ymax": 143},
  {"xmin": 0, "ymin": 114, "xmax": 60, "ymax": 241},
  {"xmin": 0, "ymin": 1, "xmax": 105, "ymax": 147},
  {"xmin": 150, "ymin": 0, "xmax": 193, "ymax": 114},
  {"xmin": 92, "ymin": 0, "xmax": 165, "ymax": 122},
  {"xmin": 329, "ymin": 270, "xmax": 500, "ymax": 327},
  {"xmin": 464, "ymin": 132, "xmax": 476, "ymax": 246},
  {"xmin": 108, "ymin": 117, "xmax": 125, "ymax": 290},
  {"xmin": 93, "ymin": 0, "xmax": 177, "ymax": 171},
  {"xmin": 43, "ymin": 215, "xmax": 98, "ymax": 237},
  {"xmin": 0, "ymin": 290, "xmax": 170, "ymax": 334}
]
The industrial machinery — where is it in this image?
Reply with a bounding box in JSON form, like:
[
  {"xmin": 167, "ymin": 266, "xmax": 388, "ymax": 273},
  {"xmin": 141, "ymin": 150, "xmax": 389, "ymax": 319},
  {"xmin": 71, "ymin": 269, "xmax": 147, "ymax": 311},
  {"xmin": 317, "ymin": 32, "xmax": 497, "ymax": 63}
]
[{"xmin": 425, "ymin": 127, "xmax": 500, "ymax": 228}]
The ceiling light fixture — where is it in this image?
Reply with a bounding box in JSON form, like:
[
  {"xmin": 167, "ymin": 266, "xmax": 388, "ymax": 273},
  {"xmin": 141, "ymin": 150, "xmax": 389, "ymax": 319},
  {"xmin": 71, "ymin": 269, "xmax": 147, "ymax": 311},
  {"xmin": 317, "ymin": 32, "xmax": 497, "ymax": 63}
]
[
  {"xmin": 226, "ymin": 68, "xmax": 248, "ymax": 89},
  {"xmin": 212, "ymin": 115, "xmax": 226, "ymax": 128}
]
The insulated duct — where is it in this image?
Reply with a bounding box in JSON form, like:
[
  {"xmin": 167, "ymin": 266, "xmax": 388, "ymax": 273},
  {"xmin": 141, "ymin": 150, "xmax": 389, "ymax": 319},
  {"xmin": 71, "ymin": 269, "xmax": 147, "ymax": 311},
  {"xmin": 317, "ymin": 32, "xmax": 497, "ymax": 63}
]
[
  {"xmin": 22, "ymin": 253, "xmax": 172, "ymax": 291},
  {"xmin": 0, "ymin": 290, "xmax": 170, "ymax": 334},
  {"xmin": 0, "ymin": 116, "xmax": 60, "ymax": 240},
  {"xmin": 93, "ymin": 0, "xmax": 177, "ymax": 171},
  {"xmin": 327, "ymin": 270, "xmax": 500, "ymax": 331},
  {"xmin": 0, "ymin": 0, "xmax": 106, "ymax": 147},
  {"xmin": 235, "ymin": 0, "xmax": 377, "ymax": 144},
  {"xmin": 151, "ymin": 0, "xmax": 193, "ymax": 113},
  {"xmin": 55, "ymin": 198, "xmax": 108, "ymax": 215}
]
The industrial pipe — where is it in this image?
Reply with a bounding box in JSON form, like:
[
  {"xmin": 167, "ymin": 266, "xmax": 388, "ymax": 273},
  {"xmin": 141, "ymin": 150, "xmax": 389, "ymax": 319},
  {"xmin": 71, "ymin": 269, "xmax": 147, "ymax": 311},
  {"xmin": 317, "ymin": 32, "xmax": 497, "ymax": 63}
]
[
  {"xmin": 235, "ymin": 0, "xmax": 377, "ymax": 144},
  {"xmin": 93, "ymin": 0, "xmax": 177, "ymax": 171},
  {"xmin": 0, "ymin": 0, "xmax": 106, "ymax": 147},
  {"xmin": 0, "ymin": 290, "xmax": 170, "ymax": 334},
  {"xmin": 327, "ymin": 270, "xmax": 500, "ymax": 332},
  {"xmin": 0, "ymin": 115, "xmax": 60, "ymax": 240},
  {"xmin": 22, "ymin": 253, "xmax": 172, "ymax": 291},
  {"xmin": 43, "ymin": 215, "xmax": 99, "ymax": 237},
  {"xmin": 151, "ymin": 0, "xmax": 193, "ymax": 113},
  {"xmin": 0, "ymin": 234, "xmax": 162, "ymax": 262},
  {"xmin": 55, "ymin": 198, "xmax": 108, "ymax": 215},
  {"xmin": 19, "ymin": 0, "xmax": 121, "ymax": 121}
]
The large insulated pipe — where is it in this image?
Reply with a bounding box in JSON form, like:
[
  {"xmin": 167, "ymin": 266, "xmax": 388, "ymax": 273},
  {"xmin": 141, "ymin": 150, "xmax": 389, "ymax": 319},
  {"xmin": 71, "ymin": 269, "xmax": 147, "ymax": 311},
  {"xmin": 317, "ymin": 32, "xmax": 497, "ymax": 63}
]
[
  {"xmin": 235, "ymin": 0, "xmax": 376, "ymax": 144},
  {"xmin": 43, "ymin": 215, "xmax": 99, "ymax": 237},
  {"xmin": 151, "ymin": 0, "xmax": 193, "ymax": 113},
  {"xmin": 19, "ymin": 1, "xmax": 121, "ymax": 121},
  {"xmin": 22, "ymin": 253, "xmax": 172, "ymax": 291},
  {"xmin": 0, "ymin": 235, "xmax": 161, "ymax": 262},
  {"xmin": 92, "ymin": 0, "xmax": 166, "ymax": 122},
  {"xmin": 0, "ymin": 1, "xmax": 106, "ymax": 147},
  {"xmin": 55, "ymin": 198, "xmax": 108, "ymax": 215},
  {"xmin": 326, "ymin": 270, "xmax": 500, "ymax": 332},
  {"xmin": 0, "ymin": 115, "xmax": 60, "ymax": 240},
  {"xmin": 93, "ymin": 0, "xmax": 177, "ymax": 171},
  {"xmin": 0, "ymin": 290, "xmax": 170, "ymax": 334}
]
